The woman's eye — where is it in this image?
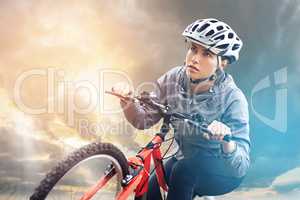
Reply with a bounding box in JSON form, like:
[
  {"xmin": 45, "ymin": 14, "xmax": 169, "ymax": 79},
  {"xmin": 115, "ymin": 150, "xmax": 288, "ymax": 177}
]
[
  {"xmin": 203, "ymin": 51, "xmax": 211, "ymax": 57},
  {"xmin": 190, "ymin": 46, "xmax": 197, "ymax": 53}
]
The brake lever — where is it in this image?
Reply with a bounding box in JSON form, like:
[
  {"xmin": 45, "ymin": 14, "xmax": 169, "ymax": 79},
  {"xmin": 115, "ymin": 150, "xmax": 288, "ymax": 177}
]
[{"xmin": 105, "ymin": 91, "xmax": 136, "ymax": 102}]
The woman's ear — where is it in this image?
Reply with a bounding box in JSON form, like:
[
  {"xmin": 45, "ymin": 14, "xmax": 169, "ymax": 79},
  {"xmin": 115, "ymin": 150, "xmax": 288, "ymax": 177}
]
[{"xmin": 220, "ymin": 58, "xmax": 229, "ymax": 70}]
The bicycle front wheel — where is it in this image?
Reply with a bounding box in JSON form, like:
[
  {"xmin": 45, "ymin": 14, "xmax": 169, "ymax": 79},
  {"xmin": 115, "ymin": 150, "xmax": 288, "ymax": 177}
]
[{"xmin": 30, "ymin": 142, "xmax": 129, "ymax": 200}]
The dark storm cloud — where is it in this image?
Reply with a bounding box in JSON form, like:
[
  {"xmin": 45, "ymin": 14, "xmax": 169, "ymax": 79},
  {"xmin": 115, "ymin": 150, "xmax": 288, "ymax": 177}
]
[
  {"xmin": 145, "ymin": 0, "xmax": 299, "ymax": 69},
  {"xmin": 0, "ymin": 127, "xmax": 64, "ymax": 184}
]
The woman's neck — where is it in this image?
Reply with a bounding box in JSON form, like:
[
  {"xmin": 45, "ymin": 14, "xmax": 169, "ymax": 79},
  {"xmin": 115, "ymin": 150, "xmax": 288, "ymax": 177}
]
[{"xmin": 189, "ymin": 80, "xmax": 215, "ymax": 94}]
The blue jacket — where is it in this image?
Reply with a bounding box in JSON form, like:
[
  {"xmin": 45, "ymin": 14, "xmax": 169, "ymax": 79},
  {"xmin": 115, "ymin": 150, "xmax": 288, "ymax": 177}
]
[{"xmin": 122, "ymin": 66, "xmax": 250, "ymax": 178}]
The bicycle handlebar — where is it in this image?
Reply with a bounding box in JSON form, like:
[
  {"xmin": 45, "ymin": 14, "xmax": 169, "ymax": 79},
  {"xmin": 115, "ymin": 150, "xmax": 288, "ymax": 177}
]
[{"xmin": 105, "ymin": 91, "xmax": 236, "ymax": 142}]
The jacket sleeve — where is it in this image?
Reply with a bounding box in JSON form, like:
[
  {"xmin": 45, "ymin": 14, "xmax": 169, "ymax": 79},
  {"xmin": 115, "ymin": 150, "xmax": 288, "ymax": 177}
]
[
  {"xmin": 220, "ymin": 89, "xmax": 251, "ymax": 178},
  {"xmin": 121, "ymin": 72, "xmax": 168, "ymax": 130}
]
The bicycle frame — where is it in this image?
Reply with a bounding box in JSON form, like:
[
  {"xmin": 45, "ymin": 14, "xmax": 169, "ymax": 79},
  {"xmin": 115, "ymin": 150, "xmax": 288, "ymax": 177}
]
[
  {"xmin": 79, "ymin": 91, "xmax": 237, "ymax": 200},
  {"xmin": 80, "ymin": 133, "xmax": 168, "ymax": 200}
]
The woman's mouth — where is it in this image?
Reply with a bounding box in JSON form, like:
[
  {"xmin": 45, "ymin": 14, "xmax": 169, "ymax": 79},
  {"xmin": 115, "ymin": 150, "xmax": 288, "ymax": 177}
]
[{"xmin": 187, "ymin": 65, "xmax": 199, "ymax": 72}]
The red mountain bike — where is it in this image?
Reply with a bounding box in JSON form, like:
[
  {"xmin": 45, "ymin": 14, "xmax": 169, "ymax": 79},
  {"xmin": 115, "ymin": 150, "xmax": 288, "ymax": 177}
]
[{"xmin": 30, "ymin": 91, "xmax": 235, "ymax": 200}]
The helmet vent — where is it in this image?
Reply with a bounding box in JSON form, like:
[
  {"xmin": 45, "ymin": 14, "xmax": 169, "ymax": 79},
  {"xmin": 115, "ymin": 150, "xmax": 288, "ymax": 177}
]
[
  {"xmin": 214, "ymin": 35, "xmax": 225, "ymax": 40},
  {"xmin": 232, "ymin": 43, "xmax": 240, "ymax": 50},
  {"xmin": 192, "ymin": 24, "xmax": 199, "ymax": 32},
  {"xmin": 198, "ymin": 23, "xmax": 210, "ymax": 32},
  {"xmin": 205, "ymin": 30, "xmax": 215, "ymax": 37},
  {"xmin": 216, "ymin": 43, "xmax": 229, "ymax": 49},
  {"xmin": 217, "ymin": 26, "xmax": 224, "ymax": 31}
]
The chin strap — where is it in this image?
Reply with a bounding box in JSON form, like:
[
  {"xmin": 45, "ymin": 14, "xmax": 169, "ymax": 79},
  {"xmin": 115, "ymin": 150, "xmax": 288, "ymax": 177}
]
[{"xmin": 189, "ymin": 74, "xmax": 216, "ymax": 84}]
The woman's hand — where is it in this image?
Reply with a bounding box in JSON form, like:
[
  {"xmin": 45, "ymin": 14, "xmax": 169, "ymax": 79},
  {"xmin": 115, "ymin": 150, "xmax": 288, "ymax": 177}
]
[
  {"xmin": 111, "ymin": 82, "xmax": 135, "ymax": 107},
  {"xmin": 204, "ymin": 120, "xmax": 236, "ymax": 154},
  {"xmin": 204, "ymin": 120, "xmax": 231, "ymax": 141},
  {"xmin": 111, "ymin": 82, "xmax": 133, "ymax": 97}
]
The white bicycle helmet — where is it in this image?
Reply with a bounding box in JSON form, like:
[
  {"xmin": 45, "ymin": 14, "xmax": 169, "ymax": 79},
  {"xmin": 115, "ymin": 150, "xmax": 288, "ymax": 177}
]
[{"xmin": 182, "ymin": 18, "xmax": 243, "ymax": 64}]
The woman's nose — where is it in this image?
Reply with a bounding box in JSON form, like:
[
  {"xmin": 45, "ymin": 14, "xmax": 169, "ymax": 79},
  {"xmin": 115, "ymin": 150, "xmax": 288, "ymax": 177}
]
[{"xmin": 191, "ymin": 54, "xmax": 201, "ymax": 64}]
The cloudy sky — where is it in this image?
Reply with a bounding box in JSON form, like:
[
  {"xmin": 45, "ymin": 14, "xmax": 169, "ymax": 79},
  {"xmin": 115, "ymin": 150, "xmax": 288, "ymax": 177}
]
[{"xmin": 0, "ymin": 0, "xmax": 299, "ymax": 199}]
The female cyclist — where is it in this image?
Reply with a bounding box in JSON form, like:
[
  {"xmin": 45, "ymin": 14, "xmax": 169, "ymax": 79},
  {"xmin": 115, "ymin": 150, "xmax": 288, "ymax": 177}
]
[{"xmin": 113, "ymin": 18, "xmax": 250, "ymax": 200}]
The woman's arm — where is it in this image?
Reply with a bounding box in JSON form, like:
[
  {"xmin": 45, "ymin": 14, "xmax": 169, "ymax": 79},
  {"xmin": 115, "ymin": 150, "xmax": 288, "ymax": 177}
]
[
  {"xmin": 120, "ymin": 96, "xmax": 162, "ymax": 129},
  {"xmin": 120, "ymin": 69, "xmax": 171, "ymax": 129},
  {"xmin": 220, "ymin": 89, "xmax": 251, "ymax": 178}
]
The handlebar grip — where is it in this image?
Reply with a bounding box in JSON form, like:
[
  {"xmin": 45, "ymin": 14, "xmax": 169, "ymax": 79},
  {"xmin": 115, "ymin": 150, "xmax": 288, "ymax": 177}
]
[
  {"xmin": 190, "ymin": 122, "xmax": 234, "ymax": 142},
  {"xmin": 204, "ymin": 128, "xmax": 234, "ymax": 142},
  {"xmin": 223, "ymin": 134, "xmax": 233, "ymax": 142}
]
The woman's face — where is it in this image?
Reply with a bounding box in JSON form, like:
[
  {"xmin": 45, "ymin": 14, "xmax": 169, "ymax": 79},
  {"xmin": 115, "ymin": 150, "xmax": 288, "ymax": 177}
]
[{"xmin": 185, "ymin": 41, "xmax": 218, "ymax": 80}]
